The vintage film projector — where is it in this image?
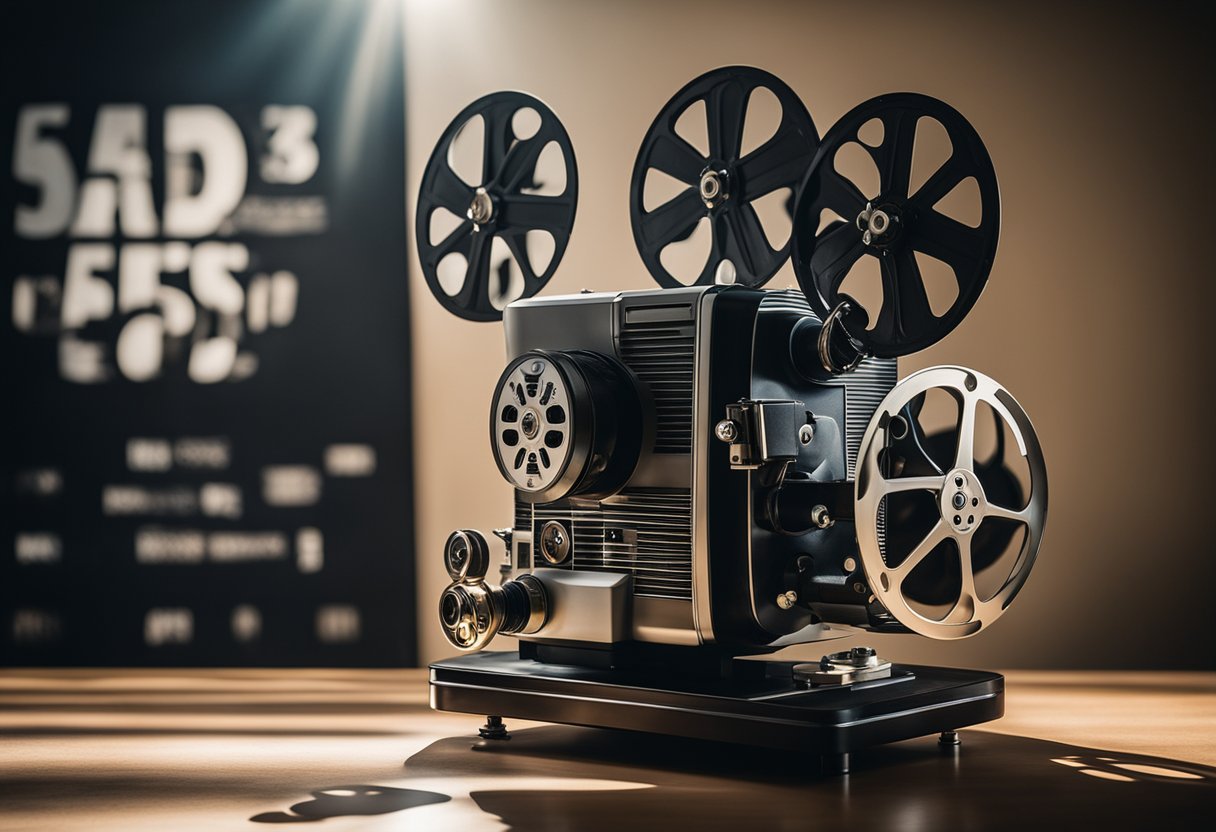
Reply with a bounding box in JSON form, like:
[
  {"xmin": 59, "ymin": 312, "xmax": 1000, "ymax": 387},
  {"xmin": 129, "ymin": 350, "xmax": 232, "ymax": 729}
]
[{"xmin": 416, "ymin": 67, "xmax": 1047, "ymax": 771}]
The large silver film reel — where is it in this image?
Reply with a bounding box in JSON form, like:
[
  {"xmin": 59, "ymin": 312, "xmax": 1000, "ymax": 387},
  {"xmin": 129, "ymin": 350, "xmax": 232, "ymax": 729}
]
[{"xmin": 855, "ymin": 366, "xmax": 1048, "ymax": 639}]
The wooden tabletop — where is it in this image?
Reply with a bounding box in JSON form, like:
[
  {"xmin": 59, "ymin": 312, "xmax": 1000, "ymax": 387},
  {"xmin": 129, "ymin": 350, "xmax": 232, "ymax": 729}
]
[{"xmin": 1, "ymin": 668, "xmax": 1213, "ymax": 830}]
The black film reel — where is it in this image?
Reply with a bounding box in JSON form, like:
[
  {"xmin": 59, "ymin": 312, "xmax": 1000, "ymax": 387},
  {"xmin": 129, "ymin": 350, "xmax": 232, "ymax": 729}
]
[
  {"xmin": 792, "ymin": 94, "xmax": 999, "ymax": 359},
  {"xmin": 629, "ymin": 66, "xmax": 819, "ymax": 288},
  {"xmin": 416, "ymin": 92, "xmax": 578, "ymax": 321}
]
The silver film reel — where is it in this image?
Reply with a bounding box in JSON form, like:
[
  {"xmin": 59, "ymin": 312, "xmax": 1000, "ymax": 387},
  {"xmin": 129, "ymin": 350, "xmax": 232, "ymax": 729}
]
[{"xmin": 855, "ymin": 366, "xmax": 1048, "ymax": 639}]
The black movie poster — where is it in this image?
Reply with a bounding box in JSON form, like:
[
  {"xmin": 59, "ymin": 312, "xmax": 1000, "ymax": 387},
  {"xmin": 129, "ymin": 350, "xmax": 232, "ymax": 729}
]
[{"xmin": 0, "ymin": 0, "xmax": 415, "ymax": 666}]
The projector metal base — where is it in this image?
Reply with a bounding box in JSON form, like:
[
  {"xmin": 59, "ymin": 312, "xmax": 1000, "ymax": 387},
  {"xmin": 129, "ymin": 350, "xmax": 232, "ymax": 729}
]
[{"xmin": 429, "ymin": 650, "xmax": 1003, "ymax": 770}]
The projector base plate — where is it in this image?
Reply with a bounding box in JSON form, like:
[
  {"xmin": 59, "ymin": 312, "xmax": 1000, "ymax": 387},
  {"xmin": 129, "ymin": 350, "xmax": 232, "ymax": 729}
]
[{"xmin": 430, "ymin": 650, "xmax": 1003, "ymax": 767}]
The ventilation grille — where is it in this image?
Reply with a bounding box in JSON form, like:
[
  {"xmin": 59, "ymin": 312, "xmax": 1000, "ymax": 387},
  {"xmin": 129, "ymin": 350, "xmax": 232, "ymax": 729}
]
[
  {"xmin": 529, "ymin": 488, "xmax": 693, "ymax": 600},
  {"xmin": 618, "ymin": 316, "xmax": 696, "ymax": 454},
  {"xmin": 842, "ymin": 356, "xmax": 898, "ymax": 478}
]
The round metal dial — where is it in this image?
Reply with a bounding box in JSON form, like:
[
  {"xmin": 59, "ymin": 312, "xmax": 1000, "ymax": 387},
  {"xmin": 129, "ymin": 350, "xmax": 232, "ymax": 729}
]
[
  {"xmin": 416, "ymin": 91, "xmax": 578, "ymax": 321},
  {"xmin": 854, "ymin": 366, "xmax": 1047, "ymax": 639},
  {"xmin": 492, "ymin": 355, "xmax": 574, "ymax": 494},
  {"xmin": 629, "ymin": 66, "xmax": 819, "ymax": 288},
  {"xmin": 792, "ymin": 94, "xmax": 1000, "ymax": 357}
]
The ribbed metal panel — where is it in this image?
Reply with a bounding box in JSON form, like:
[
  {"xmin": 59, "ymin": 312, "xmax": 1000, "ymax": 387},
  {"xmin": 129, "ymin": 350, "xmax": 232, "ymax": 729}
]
[
  {"xmin": 618, "ymin": 318, "xmax": 695, "ymax": 454},
  {"xmin": 514, "ymin": 500, "xmax": 531, "ymax": 530},
  {"xmin": 530, "ymin": 488, "xmax": 693, "ymax": 600},
  {"xmin": 844, "ymin": 359, "xmax": 898, "ymax": 478}
]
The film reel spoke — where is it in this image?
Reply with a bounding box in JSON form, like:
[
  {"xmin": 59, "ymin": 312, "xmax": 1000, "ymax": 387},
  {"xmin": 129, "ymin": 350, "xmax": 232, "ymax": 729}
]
[
  {"xmin": 501, "ymin": 231, "xmax": 542, "ymax": 287},
  {"xmin": 954, "ymin": 392, "xmax": 978, "ymax": 470},
  {"xmin": 498, "ymin": 194, "xmax": 575, "ymax": 236},
  {"xmin": 721, "ymin": 203, "xmax": 775, "ymax": 279},
  {"xmin": 873, "ymin": 108, "xmax": 918, "ymax": 199},
  {"xmin": 738, "ymin": 129, "xmax": 818, "ymax": 200},
  {"xmin": 705, "ymin": 81, "xmax": 749, "ymax": 162},
  {"xmin": 913, "ymin": 209, "xmax": 985, "ymax": 275},
  {"xmin": 430, "ymin": 161, "xmax": 476, "ymax": 215},
  {"xmin": 985, "ymin": 502, "xmax": 1031, "ymax": 525},
  {"xmin": 879, "ymin": 474, "xmax": 945, "ymax": 495},
  {"xmin": 648, "ymin": 130, "xmax": 705, "ymax": 185},
  {"xmin": 455, "ymin": 231, "xmax": 494, "ymax": 314},
  {"xmin": 946, "ymin": 533, "xmax": 979, "ymax": 624},
  {"xmin": 495, "ymin": 117, "xmax": 565, "ymax": 192},
  {"xmin": 640, "ymin": 189, "xmax": 704, "ymax": 250},
  {"xmin": 631, "ymin": 66, "xmax": 819, "ymax": 288},
  {"xmin": 479, "ymin": 104, "xmax": 515, "ymax": 185},
  {"xmin": 810, "ymin": 221, "xmax": 865, "ymax": 295},
  {"xmin": 429, "ymin": 219, "xmax": 475, "ymax": 263},
  {"xmin": 815, "ymin": 167, "xmax": 870, "ymax": 227},
  {"xmin": 911, "ymin": 152, "xmax": 969, "ymax": 209},
  {"xmin": 875, "ymin": 246, "xmax": 934, "ymax": 343},
  {"xmin": 417, "ymin": 92, "xmax": 578, "ymax": 321},
  {"xmin": 893, "ymin": 520, "xmax": 949, "ymax": 580},
  {"xmin": 495, "ymin": 138, "xmax": 547, "ymax": 192},
  {"xmin": 794, "ymin": 94, "xmax": 999, "ymax": 358}
]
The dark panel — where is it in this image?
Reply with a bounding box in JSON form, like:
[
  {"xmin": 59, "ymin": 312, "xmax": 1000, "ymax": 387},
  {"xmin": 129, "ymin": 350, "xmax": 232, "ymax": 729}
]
[{"xmin": 0, "ymin": 0, "xmax": 414, "ymax": 666}]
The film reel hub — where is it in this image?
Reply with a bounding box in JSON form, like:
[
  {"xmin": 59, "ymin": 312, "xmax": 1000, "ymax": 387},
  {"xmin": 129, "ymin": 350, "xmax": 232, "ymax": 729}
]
[
  {"xmin": 467, "ymin": 187, "xmax": 495, "ymax": 229},
  {"xmin": 698, "ymin": 166, "xmax": 730, "ymax": 208},
  {"xmin": 855, "ymin": 200, "xmax": 901, "ymax": 247}
]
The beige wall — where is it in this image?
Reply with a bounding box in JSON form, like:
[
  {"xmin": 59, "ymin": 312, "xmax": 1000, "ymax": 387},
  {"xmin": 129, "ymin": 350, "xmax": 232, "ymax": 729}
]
[{"xmin": 403, "ymin": 0, "xmax": 1215, "ymax": 668}]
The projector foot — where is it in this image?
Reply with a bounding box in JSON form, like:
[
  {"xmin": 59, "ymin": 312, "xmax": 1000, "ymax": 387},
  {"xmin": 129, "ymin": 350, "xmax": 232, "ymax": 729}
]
[
  {"xmin": 478, "ymin": 715, "xmax": 511, "ymax": 741},
  {"xmin": 824, "ymin": 752, "xmax": 850, "ymax": 775}
]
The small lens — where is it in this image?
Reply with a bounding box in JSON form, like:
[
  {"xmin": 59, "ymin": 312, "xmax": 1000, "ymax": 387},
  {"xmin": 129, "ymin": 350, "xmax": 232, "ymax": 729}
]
[
  {"xmin": 440, "ymin": 591, "xmax": 462, "ymax": 628},
  {"xmin": 449, "ymin": 539, "xmax": 468, "ymax": 569}
]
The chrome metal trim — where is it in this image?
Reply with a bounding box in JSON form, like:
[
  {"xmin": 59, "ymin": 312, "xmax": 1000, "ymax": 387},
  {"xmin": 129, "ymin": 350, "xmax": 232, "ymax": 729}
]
[
  {"xmin": 690, "ymin": 290, "xmax": 717, "ymax": 644},
  {"xmin": 632, "ymin": 597, "xmax": 697, "ymax": 644}
]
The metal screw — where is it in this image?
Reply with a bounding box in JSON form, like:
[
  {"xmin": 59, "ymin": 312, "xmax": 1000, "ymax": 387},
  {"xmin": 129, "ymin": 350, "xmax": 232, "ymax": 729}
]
[
  {"xmin": 853, "ymin": 582, "xmax": 867, "ymax": 594},
  {"xmin": 811, "ymin": 505, "xmax": 833, "ymax": 529},
  {"xmin": 715, "ymin": 419, "xmax": 738, "ymax": 443},
  {"xmin": 776, "ymin": 590, "xmax": 798, "ymax": 610},
  {"xmin": 799, "ymin": 424, "xmax": 814, "ymax": 445},
  {"xmin": 843, "ymin": 557, "xmax": 856, "ymax": 573}
]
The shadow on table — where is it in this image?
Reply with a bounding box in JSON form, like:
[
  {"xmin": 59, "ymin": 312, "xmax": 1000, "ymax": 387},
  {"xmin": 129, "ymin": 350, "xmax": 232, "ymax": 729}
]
[
  {"xmin": 250, "ymin": 785, "xmax": 449, "ymax": 823},
  {"xmin": 395, "ymin": 725, "xmax": 1215, "ymax": 831}
]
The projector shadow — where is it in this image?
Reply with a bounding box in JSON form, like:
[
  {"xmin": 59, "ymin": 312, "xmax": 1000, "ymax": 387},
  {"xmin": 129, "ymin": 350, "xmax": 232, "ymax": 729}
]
[{"xmin": 401, "ymin": 725, "xmax": 1215, "ymax": 831}]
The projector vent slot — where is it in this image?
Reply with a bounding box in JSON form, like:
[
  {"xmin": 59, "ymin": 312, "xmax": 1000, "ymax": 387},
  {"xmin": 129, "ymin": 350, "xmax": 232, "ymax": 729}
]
[
  {"xmin": 532, "ymin": 488, "xmax": 693, "ymax": 600},
  {"xmin": 619, "ymin": 315, "xmax": 695, "ymax": 454}
]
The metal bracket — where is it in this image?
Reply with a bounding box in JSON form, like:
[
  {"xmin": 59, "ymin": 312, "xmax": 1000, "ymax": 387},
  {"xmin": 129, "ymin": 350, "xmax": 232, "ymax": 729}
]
[
  {"xmin": 793, "ymin": 647, "xmax": 892, "ymax": 687},
  {"xmin": 715, "ymin": 399, "xmax": 811, "ymax": 470}
]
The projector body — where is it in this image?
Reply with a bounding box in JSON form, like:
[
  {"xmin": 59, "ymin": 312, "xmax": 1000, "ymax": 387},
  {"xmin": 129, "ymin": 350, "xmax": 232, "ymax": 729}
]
[
  {"xmin": 420, "ymin": 68, "xmax": 1048, "ymax": 768},
  {"xmin": 495, "ymin": 285, "xmax": 895, "ymax": 654}
]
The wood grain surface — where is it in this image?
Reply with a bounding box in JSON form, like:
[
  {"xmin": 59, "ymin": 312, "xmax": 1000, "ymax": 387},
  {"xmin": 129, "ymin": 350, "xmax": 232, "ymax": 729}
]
[{"xmin": 1, "ymin": 668, "xmax": 1213, "ymax": 830}]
